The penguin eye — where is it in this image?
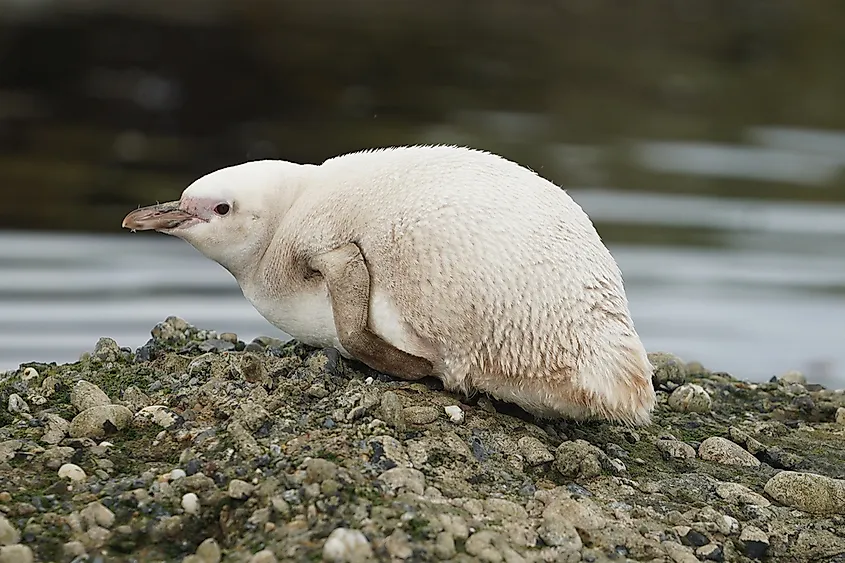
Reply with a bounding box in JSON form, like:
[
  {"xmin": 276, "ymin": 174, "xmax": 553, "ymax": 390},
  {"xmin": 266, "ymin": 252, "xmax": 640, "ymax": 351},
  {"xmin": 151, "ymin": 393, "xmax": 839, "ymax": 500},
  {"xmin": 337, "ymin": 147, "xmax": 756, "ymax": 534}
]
[{"xmin": 214, "ymin": 203, "xmax": 231, "ymax": 216}]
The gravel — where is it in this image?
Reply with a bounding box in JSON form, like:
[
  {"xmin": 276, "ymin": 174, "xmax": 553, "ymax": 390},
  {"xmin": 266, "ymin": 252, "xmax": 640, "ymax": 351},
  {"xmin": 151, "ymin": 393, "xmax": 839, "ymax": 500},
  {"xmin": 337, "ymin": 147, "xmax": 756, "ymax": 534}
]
[{"xmin": 1, "ymin": 316, "xmax": 844, "ymax": 562}]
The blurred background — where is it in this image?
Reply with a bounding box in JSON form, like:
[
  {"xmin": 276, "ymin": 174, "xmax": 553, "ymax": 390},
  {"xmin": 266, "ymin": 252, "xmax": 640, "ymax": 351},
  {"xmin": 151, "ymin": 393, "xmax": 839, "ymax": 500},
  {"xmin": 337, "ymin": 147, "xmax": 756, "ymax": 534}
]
[{"xmin": 1, "ymin": 0, "xmax": 843, "ymax": 386}]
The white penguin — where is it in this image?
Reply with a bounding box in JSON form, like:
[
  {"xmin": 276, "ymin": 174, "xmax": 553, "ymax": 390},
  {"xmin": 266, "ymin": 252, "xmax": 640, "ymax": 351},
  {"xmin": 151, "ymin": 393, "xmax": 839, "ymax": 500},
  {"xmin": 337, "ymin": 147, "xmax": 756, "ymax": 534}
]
[{"xmin": 123, "ymin": 145, "xmax": 655, "ymax": 425}]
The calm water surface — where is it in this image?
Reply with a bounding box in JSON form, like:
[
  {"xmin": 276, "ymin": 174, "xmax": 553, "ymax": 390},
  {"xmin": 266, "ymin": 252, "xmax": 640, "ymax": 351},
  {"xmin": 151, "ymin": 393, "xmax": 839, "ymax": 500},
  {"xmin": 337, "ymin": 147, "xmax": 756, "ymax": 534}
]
[{"xmin": 2, "ymin": 183, "xmax": 844, "ymax": 388}]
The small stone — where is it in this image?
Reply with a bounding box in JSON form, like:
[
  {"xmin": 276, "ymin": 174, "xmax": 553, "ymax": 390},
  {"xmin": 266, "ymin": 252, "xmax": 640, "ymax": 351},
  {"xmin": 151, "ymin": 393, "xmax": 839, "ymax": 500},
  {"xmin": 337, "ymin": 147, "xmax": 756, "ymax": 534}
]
[
  {"xmin": 199, "ymin": 339, "xmax": 235, "ymax": 353},
  {"xmin": 554, "ymin": 439, "xmax": 606, "ymax": 479},
  {"xmin": 307, "ymin": 384, "xmax": 329, "ymax": 398},
  {"xmin": 219, "ymin": 332, "xmax": 239, "ymax": 344},
  {"xmin": 384, "ymin": 529, "xmax": 413, "ymax": 560},
  {"xmin": 62, "ymin": 541, "xmax": 86, "ymax": 559},
  {"xmin": 81, "ymin": 501, "xmax": 116, "ymax": 529},
  {"xmin": 92, "ymin": 337, "xmax": 122, "ymax": 363},
  {"xmin": 668, "ymin": 384, "xmax": 712, "ymax": 413},
  {"xmin": 7, "ymin": 394, "xmax": 29, "ymax": 415},
  {"xmin": 648, "ymin": 352, "xmax": 688, "ymax": 385},
  {"xmin": 763, "ymin": 471, "xmax": 845, "ymax": 514},
  {"xmin": 379, "ymin": 391, "xmax": 405, "ymax": 429},
  {"xmin": 696, "ymin": 543, "xmax": 724, "ymax": 562},
  {"xmin": 698, "ymin": 437, "xmax": 760, "ymax": 467},
  {"xmin": 378, "ymin": 467, "xmax": 426, "ymax": 495},
  {"xmin": 444, "ymin": 405, "xmax": 464, "ymax": 423},
  {"xmin": 835, "ymin": 407, "xmax": 845, "ymax": 426},
  {"xmin": 170, "ymin": 469, "xmax": 187, "ymax": 481},
  {"xmin": 228, "ymin": 479, "xmax": 254, "ymax": 500},
  {"xmin": 121, "ymin": 386, "xmax": 152, "ymax": 412},
  {"xmin": 0, "ymin": 441, "xmax": 21, "ymax": 463},
  {"xmin": 182, "ymin": 493, "xmax": 200, "ymax": 514},
  {"xmin": 304, "ymin": 458, "xmax": 339, "ymax": 484},
  {"xmin": 739, "ymin": 525, "xmax": 769, "ymax": 559},
  {"xmin": 403, "ymin": 406, "xmax": 438, "ymax": 425},
  {"xmin": 21, "ymin": 367, "xmax": 39, "ymax": 382},
  {"xmin": 656, "ymin": 439, "xmax": 696, "ymax": 460},
  {"xmin": 661, "ymin": 541, "xmax": 698, "ymax": 563},
  {"xmin": 779, "ymin": 370, "xmax": 807, "ymax": 385},
  {"xmin": 433, "ymin": 532, "xmax": 456, "ymax": 559},
  {"xmin": 249, "ymin": 549, "xmax": 277, "ymax": 563},
  {"xmin": 517, "ymin": 436, "xmax": 554, "ymax": 466},
  {"xmin": 538, "ymin": 513, "xmax": 582, "ymax": 549},
  {"xmin": 133, "ymin": 405, "xmax": 182, "ymax": 429},
  {"xmin": 0, "ymin": 544, "xmax": 34, "ymax": 563},
  {"xmin": 58, "ymin": 463, "xmax": 86, "ymax": 482},
  {"xmin": 715, "ymin": 482, "xmax": 770, "ymax": 507},
  {"xmin": 69, "ymin": 405, "xmax": 133, "ymax": 439},
  {"xmin": 322, "ymin": 527, "xmax": 373, "ymax": 562},
  {"xmin": 41, "ymin": 414, "xmax": 70, "ymax": 445},
  {"xmin": 42, "ymin": 446, "xmax": 75, "ymax": 469},
  {"xmin": 0, "ymin": 515, "xmax": 20, "ymax": 546},
  {"xmin": 195, "ymin": 538, "xmax": 222, "ymax": 563}
]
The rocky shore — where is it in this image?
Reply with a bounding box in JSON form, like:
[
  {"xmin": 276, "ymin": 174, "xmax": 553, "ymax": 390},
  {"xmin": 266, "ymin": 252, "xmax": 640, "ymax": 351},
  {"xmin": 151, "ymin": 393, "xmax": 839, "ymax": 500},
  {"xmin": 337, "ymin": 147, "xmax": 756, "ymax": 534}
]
[{"xmin": 1, "ymin": 317, "xmax": 844, "ymax": 563}]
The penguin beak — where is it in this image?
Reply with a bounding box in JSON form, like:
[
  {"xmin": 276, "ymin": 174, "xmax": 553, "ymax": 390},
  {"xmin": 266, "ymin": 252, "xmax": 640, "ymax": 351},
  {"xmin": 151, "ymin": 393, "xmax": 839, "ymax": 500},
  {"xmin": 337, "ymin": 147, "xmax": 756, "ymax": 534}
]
[{"xmin": 122, "ymin": 201, "xmax": 197, "ymax": 232}]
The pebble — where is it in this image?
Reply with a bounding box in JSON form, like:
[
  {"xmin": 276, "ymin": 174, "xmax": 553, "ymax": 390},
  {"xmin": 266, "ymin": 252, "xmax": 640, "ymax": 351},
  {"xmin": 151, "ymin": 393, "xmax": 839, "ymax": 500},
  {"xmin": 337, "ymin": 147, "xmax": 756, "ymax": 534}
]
[
  {"xmin": 648, "ymin": 352, "xmax": 688, "ymax": 385},
  {"xmin": 554, "ymin": 439, "xmax": 606, "ymax": 479},
  {"xmin": 698, "ymin": 437, "xmax": 760, "ymax": 467},
  {"xmin": 0, "ymin": 544, "xmax": 34, "ymax": 563},
  {"xmin": 517, "ymin": 436, "xmax": 554, "ymax": 466},
  {"xmin": 41, "ymin": 414, "xmax": 70, "ymax": 445},
  {"xmin": 81, "ymin": 501, "xmax": 116, "ymax": 529},
  {"xmin": 62, "ymin": 541, "xmax": 86, "ymax": 559},
  {"xmin": 70, "ymin": 380, "xmax": 112, "ymax": 412},
  {"xmin": 7, "ymin": 394, "xmax": 29, "ymax": 415},
  {"xmin": 763, "ymin": 471, "xmax": 845, "ymax": 514},
  {"xmin": 228, "ymin": 479, "xmax": 255, "ymax": 500},
  {"xmin": 0, "ymin": 515, "xmax": 20, "ymax": 546},
  {"xmin": 195, "ymin": 538, "xmax": 222, "ymax": 563},
  {"xmin": 133, "ymin": 405, "xmax": 182, "ymax": 429},
  {"xmin": 715, "ymin": 482, "xmax": 770, "ymax": 506},
  {"xmin": 656, "ymin": 439, "xmax": 696, "ymax": 460},
  {"xmin": 182, "ymin": 493, "xmax": 200, "ymax": 514},
  {"xmin": 21, "ymin": 367, "xmax": 39, "ymax": 382},
  {"xmin": 249, "ymin": 549, "xmax": 278, "ymax": 563},
  {"xmin": 402, "ymin": 406, "xmax": 438, "ymax": 425},
  {"xmin": 836, "ymin": 407, "xmax": 845, "ymax": 426},
  {"xmin": 93, "ymin": 337, "xmax": 122, "ymax": 362},
  {"xmin": 69, "ymin": 404, "xmax": 133, "ymax": 439},
  {"xmin": 42, "ymin": 446, "xmax": 75, "ymax": 469},
  {"xmin": 444, "ymin": 405, "xmax": 464, "ymax": 423},
  {"xmin": 322, "ymin": 528, "xmax": 373, "ymax": 562},
  {"xmin": 667, "ymin": 383, "xmax": 712, "ymax": 413},
  {"xmin": 738, "ymin": 525, "xmax": 769, "ymax": 559},
  {"xmin": 379, "ymin": 391, "xmax": 405, "ymax": 429},
  {"xmin": 779, "ymin": 370, "xmax": 807, "ymax": 385},
  {"xmin": 170, "ymin": 468, "xmax": 187, "ymax": 481},
  {"xmin": 58, "ymin": 463, "xmax": 86, "ymax": 482},
  {"xmin": 378, "ymin": 467, "xmax": 426, "ymax": 495}
]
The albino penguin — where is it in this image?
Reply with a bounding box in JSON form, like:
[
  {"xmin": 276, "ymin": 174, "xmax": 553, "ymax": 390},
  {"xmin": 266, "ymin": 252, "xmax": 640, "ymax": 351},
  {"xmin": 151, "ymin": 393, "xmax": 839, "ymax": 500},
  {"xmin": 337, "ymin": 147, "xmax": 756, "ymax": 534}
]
[{"xmin": 122, "ymin": 145, "xmax": 655, "ymax": 425}]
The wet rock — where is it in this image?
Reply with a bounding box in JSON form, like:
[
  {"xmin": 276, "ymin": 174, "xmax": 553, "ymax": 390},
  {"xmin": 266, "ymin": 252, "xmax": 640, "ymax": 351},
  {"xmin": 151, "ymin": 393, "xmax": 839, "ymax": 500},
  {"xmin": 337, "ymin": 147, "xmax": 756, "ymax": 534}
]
[
  {"xmin": 322, "ymin": 528, "xmax": 373, "ymax": 562},
  {"xmin": 0, "ymin": 544, "xmax": 34, "ymax": 563},
  {"xmin": 0, "ymin": 515, "xmax": 20, "ymax": 546},
  {"xmin": 554, "ymin": 439, "xmax": 607, "ymax": 479},
  {"xmin": 668, "ymin": 383, "xmax": 712, "ymax": 413},
  {"xmin": 648, "ymin": 352, "xmax": 688, "ymax": 385},
  {"xmin": 656, "ymin": 439, "xmax": 696, "ymax": 460},
  {"xmin": 739, "ymin": 525, "xmax": 769, "ymax": 559},
  {"xmin": 69, "ymin": 404, "xmax": 133, "ymax": 438},
  {"xmin": 763, "ymin": 471, "xmax": 845, "ymax": 514},
  {"xmin": 698, "ymin": 437, "xmax": 760, "ymax": 467},
  {"xmin": 402, "ymin": 405, "xmax": 438, "ymax": 425},
  {"xmin": 134, "ymin": 405, "xmax": 182, "ymax": 429},
  {"xmin": 518, "ymin": 436, "xmax": 554, "ymax": 466},
  {"xmin": 58, "ymin": 463, "xmax": 86, "ymax": 482}
]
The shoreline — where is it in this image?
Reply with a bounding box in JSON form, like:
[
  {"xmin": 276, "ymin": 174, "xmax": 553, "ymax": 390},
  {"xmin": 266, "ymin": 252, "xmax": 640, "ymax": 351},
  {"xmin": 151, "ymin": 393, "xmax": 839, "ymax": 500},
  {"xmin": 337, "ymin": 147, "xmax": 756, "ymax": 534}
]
[{"xmin": 1, "ymin": 317, "xmax": 844, "ymax": 562}]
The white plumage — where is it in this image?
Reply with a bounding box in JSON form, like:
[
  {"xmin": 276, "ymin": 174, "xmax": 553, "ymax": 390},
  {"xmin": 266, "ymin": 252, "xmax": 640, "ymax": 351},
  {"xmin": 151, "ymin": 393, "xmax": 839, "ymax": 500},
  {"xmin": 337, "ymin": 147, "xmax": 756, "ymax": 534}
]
[{"xmin": 124, "ymin": 145, "xmax": 656, "ymax": 425}]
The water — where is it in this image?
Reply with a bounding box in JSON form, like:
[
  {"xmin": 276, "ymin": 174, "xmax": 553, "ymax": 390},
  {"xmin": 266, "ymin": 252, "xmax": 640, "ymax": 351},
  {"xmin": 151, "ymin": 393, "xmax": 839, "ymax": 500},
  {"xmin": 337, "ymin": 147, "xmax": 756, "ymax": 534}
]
[{"xmin": 2, "ymin": 176, "xmax": 844, "ymax": 387}]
